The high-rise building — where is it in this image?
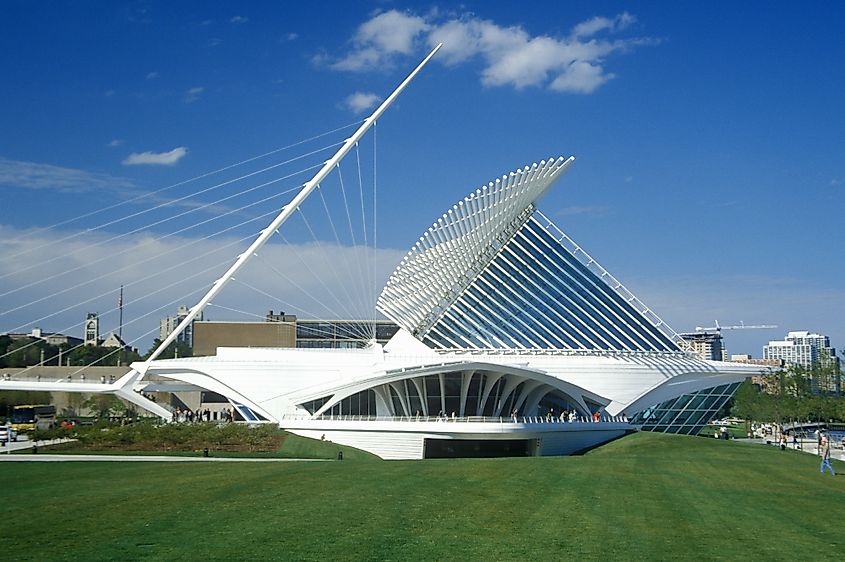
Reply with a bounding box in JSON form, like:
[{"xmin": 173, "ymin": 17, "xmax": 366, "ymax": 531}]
[
  {"xmin": 764, "ymin": 331, "xmax": 840, "ymax": 393},
  {"xmin": 159, "ymin": 305, "xmax": 203, "ymax": 348},
  {"xmin": 679, "ymin": 331, "xmax": 724, "ymax": 361},
  {"xmin": 763, "ymin": 331, "xmax": 837, "ymax": 367}
]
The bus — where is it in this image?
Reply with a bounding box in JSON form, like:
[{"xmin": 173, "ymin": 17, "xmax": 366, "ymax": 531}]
[{"xmin": 11, "ymin": 404, "xmax": 57, "ymax": 432}]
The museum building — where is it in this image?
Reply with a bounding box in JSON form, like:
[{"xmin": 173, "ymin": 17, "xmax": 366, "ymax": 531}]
[{"xmin": 134, "ymin": 156, "xmax": 760, "ymax": 459}]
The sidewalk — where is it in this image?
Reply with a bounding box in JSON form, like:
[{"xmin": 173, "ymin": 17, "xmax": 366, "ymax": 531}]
[
  {"xmin": 743, "ymin": 437, "xmax": 845, "ymax": 461},
  {"xmin": 0, "ymin": 436, "xmax": 74, "ymax": 454}
]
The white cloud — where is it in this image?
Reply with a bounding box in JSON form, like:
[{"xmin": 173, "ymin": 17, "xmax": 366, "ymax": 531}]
[
  {"xmin": 122, "ymin": 147, "xmax": 188, "ymax": 166},
  {"xmin": 285, "ymin": 32, "xmax": 298, "ymax": 41},
  {"xmin": 549, "ymin": 61, "xmax": 614, "ymax": 93},
  {"xmin": 0, "ymin": 156, "xmax": 241, "ymax": 220},
  {"xmin": 332, "ymin": 10, "xmax": 430, "ymax": 71},
  {"xmin": 327, "ymin": 10, "xmax": 654, "ymax": 94},
  {"xmin": 146, "ymin": 71, "xmax": 159, "ymax": 80},
  {"xmin": 0, "ymin": 158, "xmax": 136, "ymax": 193},
  {"xmin": 3, "ymin": 223, "xmax": 840, "ymax": 360},
  {"xmin": 571, "ymin": 12, "xmax": 636, "ymax": 38},
  {"xmin": 344, "ymin": 92, "xmax": 381, "ymax": 114},
  {"xmin": 0, "ymin": 157, "xmax": 225, "ymax": 214},
  {"xmin": 230, "ymin": 16, "xmax": 248, "ymax": 24},
  {"xmin": 429, "ymin": 18, "xmax": 528, "ymax": 67},
  {"xmin": 108, "ymin": 139, "xmax": 124, "ymax": 148},
  {"xmin": 0, "ymin": 225, "xmax": 406, "ymax": 352},
  {"xmin": 184, "ymin": 86, "xmax": 205, "ymax": 103}
]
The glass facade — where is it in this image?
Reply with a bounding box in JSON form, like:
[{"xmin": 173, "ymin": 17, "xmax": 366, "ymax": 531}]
[
  {"xmin": 423, "ymin": 217, "xmax": 678, "ymax": 352},
  {"xmin": 300, "ymin": 371, "xmax": 583, "ymax": 418},
  {"xmin": 301, "ymin": 390, "xmax": 378, "ymax": 416},
  {"xmin": 296, "ymin": 320, "xmax": 399, "ymax": 349},
  {"xmin": 630, "ymin": 382, "xmax": 742, "ymax": 435}
]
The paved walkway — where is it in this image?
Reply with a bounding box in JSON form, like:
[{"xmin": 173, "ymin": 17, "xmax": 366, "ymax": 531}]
[
  {"xmin": 742, "ymin": 437, "xmax": 845, "ymax": 461},
  {"xmin": 1, "ymin": 437, "xmax": 74, "ymax": 453}
]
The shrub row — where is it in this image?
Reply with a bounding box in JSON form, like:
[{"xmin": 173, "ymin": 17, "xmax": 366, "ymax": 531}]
[{"xmin": 33, "ymin": 422, "xmax": 285, "ymax": 452}]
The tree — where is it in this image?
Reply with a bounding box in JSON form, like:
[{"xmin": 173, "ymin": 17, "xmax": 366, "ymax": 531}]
[
  {"xmin": 0, "ymin": 335, "xmax": 11, "ymax": 368},
  {"xmin": 731, "ymin": 379, "xmax": 762, "ymax": 421},
  {"xmin": 810, "ymin": 360, "xmax": 841, "ymax": 396},
  {"xmin": 0, "ymin": 337, "xmax": 62, "ymax": 368},
  {"xmin": 784, "ymin": 364, "xmax": 812, "ymax": 399},
  {"xmin": 143, "ymin": 339, "xmax": 192, "ymax": 360},
  {"xmin": 82, "ymin": 394, "xmax": 126, "ymax": 418},
  {"xmin": 67, "ymin": 345, "xmax": 140, "ymax": 367},
  {"xmin": 734, "ymin": 362, "xmax": 845, "ymax": 425},
  {"xmin": 69, "ymin": 345, "xmax": 118, "ymax": 367},
  {"xmin": 64, "ymin": 392, "xmax": 86, "ymax": 417}
]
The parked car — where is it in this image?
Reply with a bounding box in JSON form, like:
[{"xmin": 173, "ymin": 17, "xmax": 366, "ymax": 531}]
[{"xmin": 0, "ymin": 424, "xmax": 18, "ymax": 444}]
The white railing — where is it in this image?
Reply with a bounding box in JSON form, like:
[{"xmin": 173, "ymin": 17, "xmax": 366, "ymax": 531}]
[
  {"xmin": 0, "ymin": 373, "xmax": 117, "ymax": 384},
  {"xmin": 435, "ymin": 348, "xmax": 691, "ymax": 358},
  {"xmin": 278, "ymin": 413, "xmax": 630, "ymax": 425}
]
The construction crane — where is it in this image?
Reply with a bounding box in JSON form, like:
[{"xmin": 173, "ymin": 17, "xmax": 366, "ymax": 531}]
[{"xmin": 694, "ymin": 320, "xmax": 778, "ymax": 332}]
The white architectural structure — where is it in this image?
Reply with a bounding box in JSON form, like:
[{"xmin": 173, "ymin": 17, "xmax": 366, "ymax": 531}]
[
  {"xmin": 1, "ymin": 45, "xmax": 763, "ymax": 459},
  {"xmin": 130, "ymin": 153, "xmax": 760, "ymax": 459}
]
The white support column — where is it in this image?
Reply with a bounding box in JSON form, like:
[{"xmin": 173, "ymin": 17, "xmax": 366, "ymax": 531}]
[
  {"xmin": 410, "ymin": 377, "xmax": 428, "ymax": 416},
  {"xmin": 389, "ymin": 381, "xmax": 411, "ymax": 417},
  {"xmin": 372, "ymin": 385, "xmax": 392, "ymax": 417},
  {"xmin": 523, "ymin": 384, "xmax": 553, "ymax": 417},
  {"xmin": 512, "ymin": 380, "xmax": 545, "ymax": 415},
  {"xmin": 459, "ymin": 369, "xmax": 474, "ymax": 417},
  {"xmin": 494, "ymin": 375, "xmax": 527, "ymax": 417},
  {"xmin": 438, "ymin": 373, "xmax": 446, "ymax": 415},
  {"xmin": 478, "ymin": 372, "xmax": 504, "ymax": 415}
]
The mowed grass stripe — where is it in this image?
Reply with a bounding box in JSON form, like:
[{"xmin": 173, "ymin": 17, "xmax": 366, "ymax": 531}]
[{"xmin": 2, "ymin": 432, "xmax": 844, "ymax": 561}]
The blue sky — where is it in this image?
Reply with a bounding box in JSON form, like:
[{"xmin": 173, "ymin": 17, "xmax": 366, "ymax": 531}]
[{"xmin": 1, "ymin": 1, "xmax": 843, "ymax": 357}]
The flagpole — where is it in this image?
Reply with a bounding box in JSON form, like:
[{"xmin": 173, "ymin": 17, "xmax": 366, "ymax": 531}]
[{"xmin": 118, "ymin": 285, "xmax": 124, "ymax": 340}]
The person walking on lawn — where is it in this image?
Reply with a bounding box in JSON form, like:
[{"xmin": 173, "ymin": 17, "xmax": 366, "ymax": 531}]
[{"xmin": 820, "ymin": 435, "xmax": 836, "ymax": 475}]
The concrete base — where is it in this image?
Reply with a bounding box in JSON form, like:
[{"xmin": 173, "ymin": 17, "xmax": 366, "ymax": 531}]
[{"xmin": 284, "ymin": 418, "xmax": 630, "ymax": 460}]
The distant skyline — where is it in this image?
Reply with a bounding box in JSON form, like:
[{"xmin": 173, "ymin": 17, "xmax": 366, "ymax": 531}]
[{"xmin": 1, "ymin": 2, "xmax": 842, "ymax": 357}]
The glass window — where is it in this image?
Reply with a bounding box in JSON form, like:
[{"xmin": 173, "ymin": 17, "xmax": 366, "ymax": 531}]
[
  {"xmin": 376, "ymin": 323, "xmax": 399, "ymax": 340},
  {"xmin": 425, "ymin": 376, "xmax": 442, "ymax": 415}
]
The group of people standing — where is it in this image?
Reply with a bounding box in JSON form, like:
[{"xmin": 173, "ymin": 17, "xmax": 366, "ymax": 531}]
[
  {"xmin": 508, "ymin": 408, "xmax": 579, "ymax": 423},
  {"xmin": 171, "ymin": 407, "xmax": 235, "ymax": 423}
]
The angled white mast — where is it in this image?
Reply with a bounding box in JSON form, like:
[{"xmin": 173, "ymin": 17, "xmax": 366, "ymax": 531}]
[{"xmin": 144, "ymin": 43, "xmax": 442, "ymax": 365}]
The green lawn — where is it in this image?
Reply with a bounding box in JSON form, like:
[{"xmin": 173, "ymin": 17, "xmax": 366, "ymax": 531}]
[{"xmin": 2, "ymin": 432, "xmax": 844, "ymax": 561}]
